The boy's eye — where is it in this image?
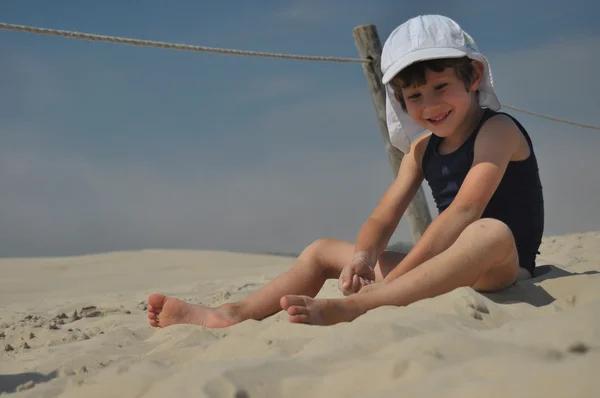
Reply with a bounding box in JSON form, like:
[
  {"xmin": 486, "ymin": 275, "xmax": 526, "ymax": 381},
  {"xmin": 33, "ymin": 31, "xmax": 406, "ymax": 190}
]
[
  {"xmin": 435, "ymin": 83, "xmax": 448, "ymax": 90},
  {"xmin": 407, "ymin": 93, "xmax": 421, "ymax": 100}
]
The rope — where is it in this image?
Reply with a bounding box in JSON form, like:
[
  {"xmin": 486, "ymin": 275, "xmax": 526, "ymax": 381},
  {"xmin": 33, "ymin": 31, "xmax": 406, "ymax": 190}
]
[
  {"xmin": 0, "ymin": 22, "xmax": 368, "ymax": 64},
  {"xmin": 2, "ymin": 21, "xmax": 599, "ymax": 131},
  {"xmin": 502, "ymin": 104, "xmax": 600, "ymax": 131}
]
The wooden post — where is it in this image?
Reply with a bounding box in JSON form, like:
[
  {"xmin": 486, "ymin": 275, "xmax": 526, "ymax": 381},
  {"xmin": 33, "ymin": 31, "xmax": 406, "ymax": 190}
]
[{"xmin": 352, "ymin": 24, "xmax": 432, "ymax": 242}]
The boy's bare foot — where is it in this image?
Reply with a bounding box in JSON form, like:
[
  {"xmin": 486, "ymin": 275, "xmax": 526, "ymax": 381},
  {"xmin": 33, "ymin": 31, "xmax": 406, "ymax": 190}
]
[
  {"xmin": 147, "ymin": 294, "xmax": 239, "ymax": 328},
  {"xmin": 280, "ymin": 295, "xmax": 364, "ymax": 326}
]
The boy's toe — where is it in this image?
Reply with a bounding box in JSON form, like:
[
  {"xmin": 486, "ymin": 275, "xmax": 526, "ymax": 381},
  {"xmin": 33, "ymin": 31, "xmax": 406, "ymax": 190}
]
[
  {"xmin": 280, "ymin": 295, "xmax": 308, "ymax": 310},
  {"xmin": 287, "ymin": 305, "xmax": 308, "ymax": 316},
  {"xmin": 288, "ymin": 314, "xmax": 310, "ymax": 324}
]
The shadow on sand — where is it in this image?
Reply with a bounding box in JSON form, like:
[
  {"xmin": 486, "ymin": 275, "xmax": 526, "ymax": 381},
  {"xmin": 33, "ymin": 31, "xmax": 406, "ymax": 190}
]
[
  {"xmin": 531, "ymin": 264, "xmax": 599, "ymax": 282},
  {"xmin": 483, "ymin": 264, "xmax": 599, "ymax": 308},
  {"xmin": 0, "ymin": 370, "xmax": 58, "ymax": 394}
]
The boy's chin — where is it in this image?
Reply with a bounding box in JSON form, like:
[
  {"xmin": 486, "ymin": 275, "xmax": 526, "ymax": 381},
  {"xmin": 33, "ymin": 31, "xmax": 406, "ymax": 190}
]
[
  {"xmin": 428, "ymin": 127, "xmax": 453, "ymax": 137},
  {"xmin": 413, "ymin": 122, "xmax": 454, "ymax": 138},
  {"xmin": 417, "ymin": 121, "xmax": 453, "ymax": 136}
]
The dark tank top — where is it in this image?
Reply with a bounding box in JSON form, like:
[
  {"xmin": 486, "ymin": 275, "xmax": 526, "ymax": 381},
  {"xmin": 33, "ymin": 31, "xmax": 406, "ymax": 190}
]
[{"xmin": 422, "ymin": 109, "xmax": 545, "ymax": 272}]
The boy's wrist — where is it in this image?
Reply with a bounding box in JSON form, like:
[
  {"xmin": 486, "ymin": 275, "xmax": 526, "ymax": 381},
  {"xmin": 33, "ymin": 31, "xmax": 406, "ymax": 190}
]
[{"xmin": 352, "ymin": 250, "xmax": 377, "ymax": 267}]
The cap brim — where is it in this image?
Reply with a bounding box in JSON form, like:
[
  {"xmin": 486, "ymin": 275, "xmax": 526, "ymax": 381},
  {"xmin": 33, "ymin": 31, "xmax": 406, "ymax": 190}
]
[{"xmin": 382, "ymin": 47, "xmax": 466, "ymax": 84}]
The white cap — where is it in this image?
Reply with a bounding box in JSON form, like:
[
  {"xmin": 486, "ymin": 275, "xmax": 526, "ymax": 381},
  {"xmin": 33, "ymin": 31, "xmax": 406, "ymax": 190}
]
[{"xmin": 381, "ymin": 15, "xmax": 501, "ymax": 153}]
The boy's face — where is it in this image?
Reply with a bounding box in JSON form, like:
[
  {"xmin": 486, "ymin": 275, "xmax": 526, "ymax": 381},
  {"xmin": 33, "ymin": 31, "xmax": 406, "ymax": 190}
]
[{"xmin": 390, "ymin": 63, "xmax": 482, "ymax": 138}]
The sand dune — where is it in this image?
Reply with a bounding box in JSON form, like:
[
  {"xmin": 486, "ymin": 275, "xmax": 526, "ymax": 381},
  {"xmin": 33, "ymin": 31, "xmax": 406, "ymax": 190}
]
[{"xmin": 1, "ymin": 232, "xmax": 599, "ymax": 397}]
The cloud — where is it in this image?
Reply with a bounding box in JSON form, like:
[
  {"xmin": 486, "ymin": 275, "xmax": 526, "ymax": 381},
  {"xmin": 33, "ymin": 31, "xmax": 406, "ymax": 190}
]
[
  {"xmin": 486, "ymin": 35, "xmax": 600, "ymax": 236},
  {"xmin": 271, "ymin": 1, "xmax": 329, "ymax": 23},
  {"xmin": 1, "ymin": 30, "xmax": 598, "ymax": 260},
  {"xmin": 268, "ymin": 0, "xmax": 388, "ymax": 24},
  {"xmin": 0, "ymin": 137, "xmax": 397, "ymax": 258},
  {"xmin": 234, "ymin": 76, "xmax": 312, "ymax": 103},
  {"xmin": 488, "ymin": 36, "xmax": 600, "ymax": 124},
  {"xmin": 0, "ymin": 51, "xmax": 75, "ymax": 125},
  {"xmin": 0, "ymin": 86, "xmax": 407, "ymax": 258}
]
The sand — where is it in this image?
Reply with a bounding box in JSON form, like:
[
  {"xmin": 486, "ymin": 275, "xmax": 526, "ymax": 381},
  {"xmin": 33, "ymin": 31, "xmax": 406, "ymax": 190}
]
[{"xmin": 1, "ymin": 232, "xmax": 599, "ymax": 397}]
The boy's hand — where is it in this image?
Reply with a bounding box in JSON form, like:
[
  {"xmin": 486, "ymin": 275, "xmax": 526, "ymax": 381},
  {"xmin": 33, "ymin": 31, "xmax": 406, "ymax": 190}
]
[{"xmin": 338, "ymin": 255, "xmax": 376, "ymax": 296}]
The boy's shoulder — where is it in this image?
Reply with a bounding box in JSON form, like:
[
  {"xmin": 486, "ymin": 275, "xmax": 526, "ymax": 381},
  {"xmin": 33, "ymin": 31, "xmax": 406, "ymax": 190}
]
[
  {"xmin": 405, "ymin": 111, "xmax": 531, "ymax": 169},
  {"xmin": 475, "ymin": 112, "xmax": 531, "ymax": 162},
  {"xmin": 407, "ymin": 132, "xmax": 433, "ymax": 170}
]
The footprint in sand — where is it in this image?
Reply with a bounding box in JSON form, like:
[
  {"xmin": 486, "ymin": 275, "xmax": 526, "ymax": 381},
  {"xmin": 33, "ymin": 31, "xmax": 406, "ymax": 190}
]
[
  {"xmin": 210, "ymin": 291, "xmax": 232, "ymax": 304},
  {"xmin": 460, "ymin": 294, "xmax": 490, "ymax": 321},
  {"xmin": 567, "ymin": 341, "xmax": 589, "ymax": 354},
  {"xmin": 542, "ymin": 341, "xmax": 590, "ymax": 362},
  {"xmin": 552, "ymin": 294, "xmax": 577, "ymax": 312}
]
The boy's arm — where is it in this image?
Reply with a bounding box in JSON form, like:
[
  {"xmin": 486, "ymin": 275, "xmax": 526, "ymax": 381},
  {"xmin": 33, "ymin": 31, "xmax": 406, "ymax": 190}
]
[
  {"xmin": 352, "ymin": 134, "xmax": 429, "ymax": 265},
  {"xmin": 383, "ymin": 115, "xmax": 523, "ymax": 283}
]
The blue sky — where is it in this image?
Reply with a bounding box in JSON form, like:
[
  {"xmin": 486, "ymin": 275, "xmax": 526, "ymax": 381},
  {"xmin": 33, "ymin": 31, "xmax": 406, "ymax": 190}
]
[{"xmin": 1, "ymin": 0, "xmax": 598, "ymax": 258}]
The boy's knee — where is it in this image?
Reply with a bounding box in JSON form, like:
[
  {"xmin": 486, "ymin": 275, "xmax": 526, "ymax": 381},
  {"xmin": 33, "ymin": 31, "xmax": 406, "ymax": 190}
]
[
  {"xmin": 463, "ymin": 218, "xmax": 516, "ymax": 258},
  {"xmin": 466, "ymin": 218, "xmax": 513, "ymax": 242},
  {"xmin": 299, "ymin": 238, "xmax": 349, "ymax": 279},
  {"xmin": 301, "ymin": 238, "xmax": 336, "ymax": 262},
  {"xmin": 467, "ymin": 219, "xmax": 520, "ymax": 291}
]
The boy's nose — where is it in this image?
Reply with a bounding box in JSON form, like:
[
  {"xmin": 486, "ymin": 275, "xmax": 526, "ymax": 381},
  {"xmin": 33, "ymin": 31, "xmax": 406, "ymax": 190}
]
[
  {"xmin": 421, "ymin": 94, "xmax": 441, "ymax": 110},
  {"xmin": 423, "ymin": 102, "xmax": 443, "ymax": 117}
]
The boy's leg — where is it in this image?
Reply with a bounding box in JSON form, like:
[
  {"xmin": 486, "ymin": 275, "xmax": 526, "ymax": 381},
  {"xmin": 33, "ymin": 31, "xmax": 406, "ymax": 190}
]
[
  {"xmin": 147, "ymin": 238, "xmax": 405, "ymax": 328},
  {"xmin": 282, "ymin": 218, "xmax": 520, "ymax": 325}
]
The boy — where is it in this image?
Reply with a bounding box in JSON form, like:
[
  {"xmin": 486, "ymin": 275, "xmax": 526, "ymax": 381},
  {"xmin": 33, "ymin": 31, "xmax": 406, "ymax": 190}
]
[{"xmin": 147, "ymin": 15, "xmax": 544, "ymax": 327}]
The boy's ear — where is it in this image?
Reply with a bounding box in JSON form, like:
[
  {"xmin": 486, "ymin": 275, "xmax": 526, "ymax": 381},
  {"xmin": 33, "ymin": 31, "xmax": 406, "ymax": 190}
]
[
  {"xmin": 393, "ymin": 90, "xmax": 403, "ymax": 103},
  {"xmin": 470, "ymin": 60, "xmax": 485, "ymax": 91}
]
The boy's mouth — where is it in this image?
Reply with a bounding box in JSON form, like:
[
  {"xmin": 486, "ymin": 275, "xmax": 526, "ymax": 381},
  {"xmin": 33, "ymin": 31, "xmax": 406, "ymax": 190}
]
[{"xmin": 426, "ymin": 110, "xmax": 451, "ymax": 125}]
